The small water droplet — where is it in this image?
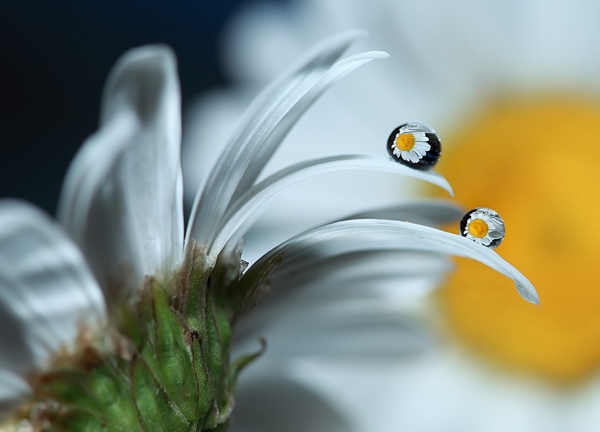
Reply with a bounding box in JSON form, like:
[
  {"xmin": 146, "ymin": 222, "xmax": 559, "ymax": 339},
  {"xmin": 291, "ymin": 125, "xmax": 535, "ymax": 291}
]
[
  {"xmin": 387, "ymin": 122, "xmax": 441, "ymax": 170},
  {"xmin": 459, "ymin": 207, "xmax": 505, "ymax": 249}
]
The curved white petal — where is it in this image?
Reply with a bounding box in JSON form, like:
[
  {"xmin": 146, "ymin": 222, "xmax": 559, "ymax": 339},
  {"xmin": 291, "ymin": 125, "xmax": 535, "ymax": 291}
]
[
  {"xmin": 0, "ymin": 200, "xmax": 106, "ymax": 374},
  {"xmin": 241, "ymin": 307, "xmax": 433, "ymax": 360},
  {"xmin": 186, "ymin": 31, "xmax": 365, "ymax": 251},
  {"xmin": 241, "ymin": 219, "xmax": 539, "ymax": 304},
  {"xmin": 210, "ymin": 155, "xmax": 453, "ymax": 258},
  {"xmin": 0, "ymin": 368, "xmax": 30, "ymax": 413},
  {"xmin": 269, "ymin": 250, "xmax": 452, "ymax": 291},
  {"xmin": 339, "ymin": 199, "xmax": 463, "ymax": 226},
  {"xmin": 229, "ymin": 31, "xmax": 372, "ymax": 203},
  {"xmin": 57, "ymin": 45, "xmax": 184, "ymax": 297},
  {"xmin": 186, "ymin": 33, "xmax": 388, "ymax": 251},
  {"xmin": 188, "ymin": 31, "xmax": 365, "ymax": 208},
  {"xmin": 232, "ymin": 373, "xmax": 353, "ymax": 432},
  {"xmin": 235, "ymin": 265, "xmax": 445, "ymax": 352}
]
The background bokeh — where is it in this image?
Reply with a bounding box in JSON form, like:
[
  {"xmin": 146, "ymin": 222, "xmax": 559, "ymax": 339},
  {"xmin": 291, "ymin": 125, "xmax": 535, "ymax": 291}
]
[{"xmin": 0, "ymin": 0, "xmax": 286, "ymax": 214}]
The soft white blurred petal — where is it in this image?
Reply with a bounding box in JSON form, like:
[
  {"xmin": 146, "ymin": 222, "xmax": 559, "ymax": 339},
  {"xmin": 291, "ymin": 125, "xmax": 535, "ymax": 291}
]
[
  {"xmin": 57, "ymin": 45, "xmax": 184, "ymax": 297},
  {"xmin": 231, "ymin": 372, "xmax": 352, "ymax": 432},
  {"xmin": 270, "ymin": 250, "xmax": 452, "ymax": 291},
  {"xmin": 285, "ymin": 349, "xmax": 570, "ymax": 432},
  {"xmin": 0, "ymin": 369, "xmax": 31, "ymax": 411},
  {"xmin": 235, "ymin": 274, "xmax": 439, "ymax": 358},
  {"xmin": 0, "ymin": 200, "xmax": 105, "ymax": 374},
  {"xmin": 223, "ymin": 0, "xmax": 600, "ymax": 113}
]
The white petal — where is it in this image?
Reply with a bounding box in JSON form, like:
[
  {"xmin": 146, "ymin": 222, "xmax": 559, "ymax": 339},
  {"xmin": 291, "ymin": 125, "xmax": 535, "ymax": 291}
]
[
  {"xmin": 237, "ymin": 300, "xmax": 434, "ymax": 367},
  {"xmin": 489, "ymin": 230, "xmax": 504, "ymax": 239},
  {"xmin": 183, "ymin": 30, "xmax": 367, "ymax": 206},
  {"xmin": 241, "ymin": 219, "xmax": 539, "ymax": 305},
  {"xmin": 57, "ymin": 45, "xmax": 184, "ymax": 297},
  {"xmin": 0, "ymin": 200, "xmax": 106, "ymax": 374},
  {"xmin": 210, "ymin": 156, "xmax": 453, "ymax": 258},
  {"xmin": 341, "ymin": 199, "xmax": 463, "ymax": 227},
  {"xmin": 413, "ymin": 141, "xmax": 431, "ymax": 152},
  {"xmin": 186, "ymin": 32, "xmax": 388, "ymax": 251},
  {"xmin": 231, "ymin": 30, "xmax": 369, "ymax": 202},
  {"xmin": 232, "ymin": 373, "xmax": 352, "ymax": 432},
  {"xmin": 269, "ymin": 250, "xmax": 452, "ymax": 290},
  {"xmin": 0, "ymin": 368, "xmax": 30, "ymax": 413},
  {"xmin": 235, "ymin": 257, "xmax": 448, "ymax": 349},
  {"xmin": 408, "ymin": 150, "xmax": 421, "ymax": 163}
]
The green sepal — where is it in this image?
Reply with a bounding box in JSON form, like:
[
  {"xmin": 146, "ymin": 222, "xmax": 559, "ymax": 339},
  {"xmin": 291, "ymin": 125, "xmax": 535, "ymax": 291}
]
[
  {"xmin": 230, "ymin": 340, "xmax": 266, "ymax": 383},
  {"xmin": 34, "ymin": 356, "xmax": 142, "ymax": 431},
  {"xmin": 140, "ymin": 281, "xmax": 200, "ymax": 424},
  {"xmin": 9, "ymin": 245, "xmax": 267, "ymax": 432},
  {"xmin": 188, "ymin": 326, "xmax": 218, "ymax": 429},
  {"xmin": 44, "ymin": 409, "xmax": 125, "ymax": 432},
  {"xmin": 129, "ymin": 355, "xmax": 189, "ymax": 431}
]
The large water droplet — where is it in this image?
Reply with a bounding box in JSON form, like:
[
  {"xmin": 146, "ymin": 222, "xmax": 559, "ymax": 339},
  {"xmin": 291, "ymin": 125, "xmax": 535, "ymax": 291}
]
[
  {"xmin": 386, "ymin": 122, "xmax": 441, "ymax": 170},
  {"xmin": 459, "ymin": 207, "xmax": 505, "ymax": 249}
]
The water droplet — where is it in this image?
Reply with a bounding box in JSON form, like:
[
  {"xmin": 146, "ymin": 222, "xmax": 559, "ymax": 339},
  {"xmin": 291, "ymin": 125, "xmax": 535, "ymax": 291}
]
[
  {"xmin": 387, "ymin": 122, "xmax": 441, "ymax": 170},
  {"xmin": 459, "ymin": 207, "xmax": 505, "ymax": 249}
]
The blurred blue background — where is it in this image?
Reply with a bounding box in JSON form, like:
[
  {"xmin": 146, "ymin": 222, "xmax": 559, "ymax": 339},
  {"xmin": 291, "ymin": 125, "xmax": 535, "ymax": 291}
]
[{"xmin": 0, "ymin": 0, "xmax": 285, "ymax": 214}]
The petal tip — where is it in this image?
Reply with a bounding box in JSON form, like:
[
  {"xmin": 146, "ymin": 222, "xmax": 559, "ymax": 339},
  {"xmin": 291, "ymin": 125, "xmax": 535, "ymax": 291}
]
[
  {"xmin": 516, "ymin": 281, "xmax": 540, "ymax": 305},
  {"xmin": 438, "ymin": 175, "xmax": 454, "ymax": 197},
  {"xmin": 101, "ymin": 44, "xmax": 179, "ymax": 126},
  {"xmin": 372, "ymin": 50, "xmax": 391, "ymax": 60}
]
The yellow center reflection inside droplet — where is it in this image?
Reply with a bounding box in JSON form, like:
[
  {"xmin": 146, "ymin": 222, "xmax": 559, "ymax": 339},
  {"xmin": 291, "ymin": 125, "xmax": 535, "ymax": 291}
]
[
  {"xmin": 468, "ymin": 219, "xmax": 489, "ymax": 238},
  {"xmin": 436, "ymin": 98, "xmax": 600, "ymax": 383},
  {"xmin": 396, "ymin": 133, "xmax": 415, "ymax": 151}
]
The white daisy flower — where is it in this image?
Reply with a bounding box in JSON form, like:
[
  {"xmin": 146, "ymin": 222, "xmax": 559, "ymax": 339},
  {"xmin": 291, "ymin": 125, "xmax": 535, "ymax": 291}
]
[
  {"xmin": 393, "ymin": 130, "xmax": 429, "ymax": 163},
  {"xmin": 395, "ymin": 132, "xmax": 429, "ymax": 163},
  {"xmin": 0, "ymin": 33, "xmax": 537, "ymax": 431},
  {"xmin": 185, "ymin": 0, "xmax": 600, "ymax": 431}
]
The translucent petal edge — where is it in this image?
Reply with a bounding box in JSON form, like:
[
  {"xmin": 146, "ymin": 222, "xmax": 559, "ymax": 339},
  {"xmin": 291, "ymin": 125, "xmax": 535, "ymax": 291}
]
[
  {"xmin": 242, "ymin": 219, "xmax": 539, "ymax": 305},
  {"xmin": 56, "ymin": 112, "xmax": 138, "ymax": 242},
  {"xmin": 0, "ymin": 200, "xmax": 107, "ymax": 369}
]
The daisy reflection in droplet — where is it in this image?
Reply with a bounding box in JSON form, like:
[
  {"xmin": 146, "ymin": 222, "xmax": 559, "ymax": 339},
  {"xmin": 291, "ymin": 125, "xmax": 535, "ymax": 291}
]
[
  {"xmin": 386, "ymin": 122, "xmax": 442, "ymax": 170},
  {"xmin": 459, "ymin": 207, "xmax": 505, "ymax": 249}
]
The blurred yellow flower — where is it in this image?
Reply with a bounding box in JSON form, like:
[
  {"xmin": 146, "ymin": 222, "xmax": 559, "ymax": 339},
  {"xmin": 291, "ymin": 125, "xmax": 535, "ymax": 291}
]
[{"xmin": 439, "ymin": 98, "xmax": 600, "ymax": 383}]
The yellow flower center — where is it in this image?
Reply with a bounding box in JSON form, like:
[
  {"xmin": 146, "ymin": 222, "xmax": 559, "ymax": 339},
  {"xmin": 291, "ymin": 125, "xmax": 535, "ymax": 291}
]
[
  {"xmin": 396, "ymin": 133, "xmax": 415, "ymax": 151},
  {"xmin": 467, "ymin": 218, "xmax": 489, "ymax": 238},
  {"xmin": 436, "ymin": 98, "xmax": 600, "ymax": 383}
]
